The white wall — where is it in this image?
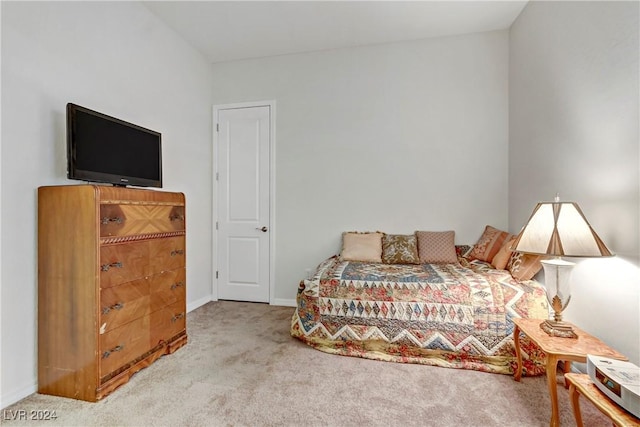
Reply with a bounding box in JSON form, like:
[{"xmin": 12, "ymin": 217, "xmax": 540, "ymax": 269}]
[
  {"xmin": 1, "ymin": 2, "xmax": 213, "ymax": 407},
  {"xmin": 509, "ymin": 1, "xmax": 640, "ymax": 364},
  {"xmin": 4, "ymin": 0, "xmax": 635, "ymax": 410},
  {"xmin": 211, "ymin": 31, "xmax": 510, "ymax": 303}
]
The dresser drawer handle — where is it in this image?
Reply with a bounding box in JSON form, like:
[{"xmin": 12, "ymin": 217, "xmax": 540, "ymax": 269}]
[
  {"xmin": 170, "ymin": 281, "xmax": 185, "ymax": 290},
  {"xmin": 169, "ymin": 214, "xmax": 185, "ymax": 222},
  {"xmin": 101, "ymin": 302, "xmax": 124, "ymax": 315},
  {"xmin": 101, "ymin": 262, "xmax": 123, "ymax": 272},
  {"xmin": 171, "ymin": 312, "xmax": 185, "ymax": 323},
  {"xmin": 102, "ymin": 344, "xmax": 124, "ymax": 359},
  {"xmin": 170, "ymin": 250, "xmax": 184, "ymax": 257},
  {"xmin": 101, "ymin": 216, "xmax": 123, "ymax": 225}
]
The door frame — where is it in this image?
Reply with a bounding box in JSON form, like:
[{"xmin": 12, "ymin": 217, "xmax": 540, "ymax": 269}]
[{"xmin": 212, "ymin": 100, "xmax": 276, "ymax": 304}]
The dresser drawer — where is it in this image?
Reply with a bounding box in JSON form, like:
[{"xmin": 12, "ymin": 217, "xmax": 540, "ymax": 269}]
[
  {"xmin": 150, "ymin": 269, "xmax": 186, "ymax": 313},
  {"xmin": 100, "ymin": 278, "xmax": 150, "ymax": 334},
  {"xmin": 150, "ymin": 300, "xmax": 186, "ymax": 347},
  {"xmin": 99, "ymin": 315, "xmax": 150, "ymax": 380},
  {"xmin": 149, "ymin": 236, "xmax": 186, "ymax": 272},
  {"xmin": 100, "ymin": 241, "xmax": 149, "ymax": 288},
  {"xmin": 100, "ymin": 204, "xmax": 185, "ymax": 238}
]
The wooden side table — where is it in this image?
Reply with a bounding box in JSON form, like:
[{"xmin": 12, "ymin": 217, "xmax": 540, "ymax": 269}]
[
  {"xmin": 566, "ymin": 373, "xmax": 640, "ymax": 427},
  {"xmin": 513, "ymin": 318, "xmax": 627, "ymax": 427}
]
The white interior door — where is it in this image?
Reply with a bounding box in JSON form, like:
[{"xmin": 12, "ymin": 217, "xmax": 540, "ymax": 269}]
[{"xmin": 216, "ymin": 105, "xmax": 271, "ymax": 302}]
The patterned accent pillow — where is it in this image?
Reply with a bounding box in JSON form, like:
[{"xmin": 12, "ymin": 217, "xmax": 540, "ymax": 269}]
[
  {"xmin": 382, "ymin": 234, "xmax": 420, "ymax": 264},
  {"xmin": 455, "ymin": 245, "xmax": 473, "ymax": 259},
  {"xmin": 469, "ymin": 225, "xmax": 510, "ymax": 263},
  {"xmin": 507, "ymin": 252, "xmax": 543, "ymax": 280},
  {"xmin": 491, "ymin": 236, "xmax": 516, "ymax": 270},
  {"xmin": 340, "ymin": 232, "xmax": 384, "ymax": 263},
  {"xmin": 415, "ymin": 230, "xmax": 458, "ymax": 264}
]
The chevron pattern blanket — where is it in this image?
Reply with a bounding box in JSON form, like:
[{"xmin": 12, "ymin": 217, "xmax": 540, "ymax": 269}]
[{"xmin": 291, "ymin": 255, "xmax": 549, "ymax": 376}]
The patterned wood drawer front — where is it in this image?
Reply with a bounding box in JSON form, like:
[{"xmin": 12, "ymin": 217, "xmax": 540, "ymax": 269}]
[
  {"xmin": 150, "ymin": 269, "xmax": 186, "ymax": 313},
  {"xmin": 99, "ymin": 314, "xmax": 150, "ymax": 380},
  {"xmin": 149, "ymin": 237, "xmax": 186, "ymax": 272},
  {"xmin": 100, "ymin": 204, "xmax": 185, "ymax": 238},
  {"xmin": 100, "ymin": 278, "xmax": 150, "ymax": 334},
  {"xmin": 100, "ymin": 241, "xmax": 149, "ymax": 288},
  {"xmin": 150, "ymin": 300, "xmax": 186, "ymax": 347}
]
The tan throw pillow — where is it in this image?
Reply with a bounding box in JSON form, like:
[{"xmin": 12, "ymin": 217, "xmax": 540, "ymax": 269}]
[
  {"xmin": 382, "ymin": 234, "xmax": 420, "ymax": 264},
  {"xmin": 507, "ymin": 252, "xmax": 543, "ymax": 281},
  {"xmin": 415, "ymin": 230, "xmax": 458, "ymax": 264},
  {"xmin": 469, "ymin": 225, "xmax": 510, "ymax": 263},
  {"xmin": 491, "ymin": 236, "xmax": 516, "ymax": 270},
  {"xmin": 340, "ymin": 232, "xmax": 383, "ymax": 263}
]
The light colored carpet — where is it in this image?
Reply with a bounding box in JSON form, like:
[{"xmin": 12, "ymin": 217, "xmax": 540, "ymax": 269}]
[{"xmin": 4, "ymin": 301, "xmax": 610, "ymax": 426}]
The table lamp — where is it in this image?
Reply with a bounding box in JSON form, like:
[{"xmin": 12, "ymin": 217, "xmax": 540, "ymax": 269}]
[{"xmin": 511, "ymin": 195, "xmax": 613, "ymax": 338}]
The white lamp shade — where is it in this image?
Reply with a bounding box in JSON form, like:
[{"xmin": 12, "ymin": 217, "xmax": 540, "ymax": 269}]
[{"xmin": 512, "ymin": 202, "xmax": 613, "ymax": 257}]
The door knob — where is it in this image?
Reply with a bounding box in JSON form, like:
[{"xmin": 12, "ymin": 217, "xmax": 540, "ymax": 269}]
[{"xmin": 256, "ymin": 226, "xmax": 268, "ymax": 232}]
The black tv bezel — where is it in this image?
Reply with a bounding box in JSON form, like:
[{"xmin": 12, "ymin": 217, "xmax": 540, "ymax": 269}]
[{"xmin": 66, "ymin": 103, "xmax": 163, "ymax": 188}]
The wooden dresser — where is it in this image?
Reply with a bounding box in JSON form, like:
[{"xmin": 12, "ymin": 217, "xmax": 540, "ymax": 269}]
[{"xmin": 38, "ymin": 185, "xmax": 187, "ymax": 402}]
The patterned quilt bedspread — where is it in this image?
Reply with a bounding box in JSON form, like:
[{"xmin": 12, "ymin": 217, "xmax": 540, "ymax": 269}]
[{"xmin": 291, "ymin": 256, "xmax": 549, "ymax": 376}]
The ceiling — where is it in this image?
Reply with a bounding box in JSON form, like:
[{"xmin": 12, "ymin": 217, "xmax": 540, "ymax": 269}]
[{"xmin": 142, "ymin": 1, "xmax": 528, "ymax": 64}]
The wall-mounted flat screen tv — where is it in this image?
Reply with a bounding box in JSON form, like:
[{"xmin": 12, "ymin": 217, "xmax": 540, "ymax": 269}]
[{"xmin": 67, "ymin": 103, "xmax": 162, "ymax": 188}]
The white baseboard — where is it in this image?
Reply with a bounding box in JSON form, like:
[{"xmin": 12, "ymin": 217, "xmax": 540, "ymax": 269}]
[
  {"xmin": 270, "ymin": 298, "xmax": 296, "ymax": 307},
  {"xmin": 187, "ymin": 295, "xmax": 214, "ymax": 313},
  {"xmin": 570, "ymin": 361, "xmax": 587, "ymax": 374},
  {"xmin": 1, "ymin": 381, "xmax": 37, "ymax": 410},
  {"xmin": 187, "ymin": 295, "xmax": 294, "ymax": 309}
]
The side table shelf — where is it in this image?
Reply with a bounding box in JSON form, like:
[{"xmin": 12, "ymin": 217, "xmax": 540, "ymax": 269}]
[{"xmin": 566, "ymin": 373, "xmax": 640, "ymax": 427}]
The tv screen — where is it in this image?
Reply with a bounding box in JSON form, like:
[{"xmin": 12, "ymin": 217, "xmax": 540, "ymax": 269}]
[{"xmin": 67, "ymin": 103, "xmax": 162, "ymax": 188}]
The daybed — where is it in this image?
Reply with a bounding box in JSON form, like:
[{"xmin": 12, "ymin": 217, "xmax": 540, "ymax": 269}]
[{"xmin": 291, "ymin": 227, "xmax": 550, "ymax": 376}]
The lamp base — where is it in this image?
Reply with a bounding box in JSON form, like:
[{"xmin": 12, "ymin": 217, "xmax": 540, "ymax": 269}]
[{"xmin": 540, "ymin": 320, "xmax": 578, "ymax": 339}]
